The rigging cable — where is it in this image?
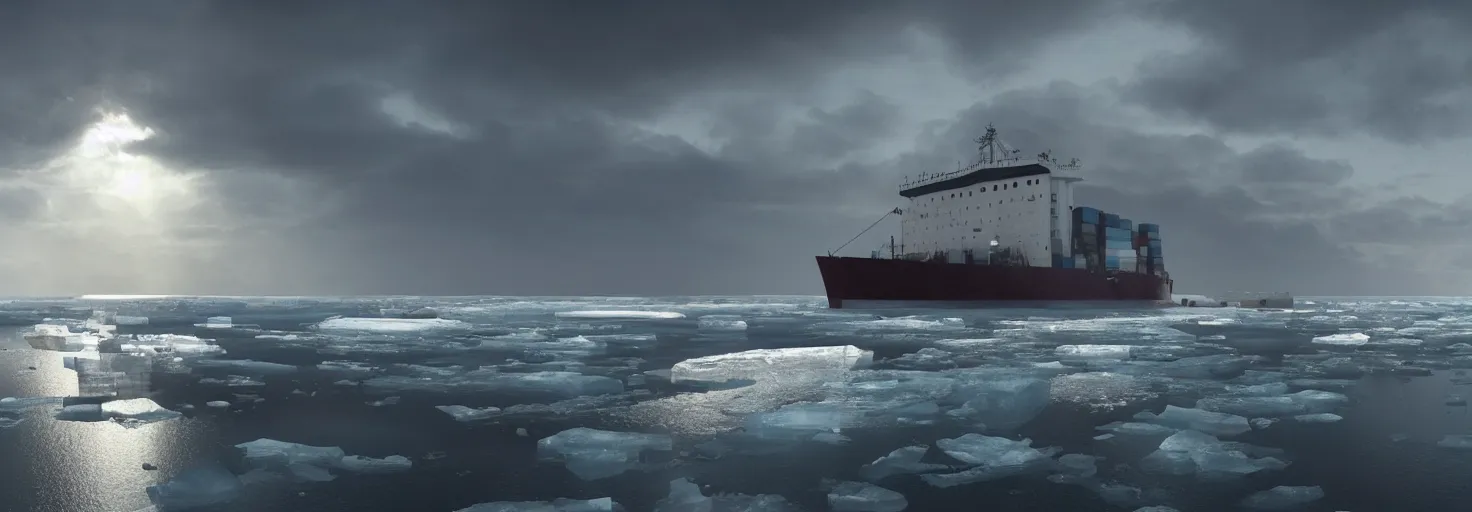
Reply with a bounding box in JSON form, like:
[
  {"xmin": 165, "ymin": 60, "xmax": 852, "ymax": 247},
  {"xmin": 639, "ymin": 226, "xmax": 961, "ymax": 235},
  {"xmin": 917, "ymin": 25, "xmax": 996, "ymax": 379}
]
[{"xmin": 828, "ymin": 207, "xmax": 902, "ymax": 257}]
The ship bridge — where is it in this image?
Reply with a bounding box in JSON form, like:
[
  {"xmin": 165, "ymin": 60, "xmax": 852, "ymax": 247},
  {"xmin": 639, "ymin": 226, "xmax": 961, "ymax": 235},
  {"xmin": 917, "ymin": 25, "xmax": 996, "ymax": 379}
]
[{"xmin": 896, "ymin": 125, "xmax": 1084, "ymax": 267}]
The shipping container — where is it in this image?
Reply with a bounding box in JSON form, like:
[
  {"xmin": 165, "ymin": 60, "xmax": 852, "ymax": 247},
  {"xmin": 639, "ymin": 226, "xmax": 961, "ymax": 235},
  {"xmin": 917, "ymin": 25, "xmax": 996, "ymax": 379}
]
[
  {"xmin": 1076, "ymin": 206, "xmax": 1102, "ymax": 225},
  {"xmin": 1104, "ymin": 239, "xmax": 1132, "ymax": 250},
  {"xmin": 1104, "ymin": 213, "xmax": 1121, "ymax": 227},
  {"xmin": 1104, "ymin": 256, "xmax": 1120, "ymax": 268},
  {"xmin": 1119, "ymin": 218, "xmax": 1133, "ymax": 231},
  {"xmin": 1137, "ymin": 223, "xmax": 1160, "ymax": 234},
  {"xmin": 1105, "ymin": 227, "xmax": 1132, "ymax": 240}
]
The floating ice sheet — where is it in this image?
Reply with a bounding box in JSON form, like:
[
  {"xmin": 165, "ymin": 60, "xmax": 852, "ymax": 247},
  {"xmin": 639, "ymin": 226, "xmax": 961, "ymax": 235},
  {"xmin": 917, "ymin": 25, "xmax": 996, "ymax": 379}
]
[
  {"xmin": 827, "ymin": 480, "xmax": 907, "ymax": 512},
  {"xmin": 146, "ymin": 464, "xmax": 243, "ymax": 510},
  {"xmin": 315, "ymin": 317, "xmax": 470, "ymax": 332},
  {"xmin": 670, "ymin": 346, "xmax": 874, "ymax": 384},
  {"xmin": 554, "ymin": 310, "xmax": 685, "ymax": 320},
  {"xmin": 536, "ymin": 427, "xmax": 672, "ymax": 480}
]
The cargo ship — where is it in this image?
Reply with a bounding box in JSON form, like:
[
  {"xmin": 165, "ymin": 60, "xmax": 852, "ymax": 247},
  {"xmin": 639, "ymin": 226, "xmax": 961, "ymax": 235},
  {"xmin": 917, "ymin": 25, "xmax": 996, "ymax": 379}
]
[{"xmin": 817, "ymin": 125, "xmax": 1172, "ymax": 309}]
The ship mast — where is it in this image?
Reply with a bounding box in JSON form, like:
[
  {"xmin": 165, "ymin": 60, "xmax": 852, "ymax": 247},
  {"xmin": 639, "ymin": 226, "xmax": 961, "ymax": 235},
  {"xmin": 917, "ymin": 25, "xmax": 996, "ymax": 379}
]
[{"xmin": 971, "ymin": 124, "xmax": 1022, "ymax": 167}]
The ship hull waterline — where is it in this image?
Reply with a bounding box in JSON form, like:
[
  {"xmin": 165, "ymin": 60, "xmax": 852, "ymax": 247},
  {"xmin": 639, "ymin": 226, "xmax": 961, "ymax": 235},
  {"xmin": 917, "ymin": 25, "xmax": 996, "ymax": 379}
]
[{"xmin": 816, "ymin": 256, "xmax": 1172, "ymax": 309}]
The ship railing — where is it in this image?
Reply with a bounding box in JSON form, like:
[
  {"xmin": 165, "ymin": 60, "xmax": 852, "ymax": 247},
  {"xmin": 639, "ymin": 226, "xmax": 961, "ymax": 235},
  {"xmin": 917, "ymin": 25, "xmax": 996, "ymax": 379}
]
[{"xmin": 900, "ymin": 157, "xmax": 1082, "ymax": 190}]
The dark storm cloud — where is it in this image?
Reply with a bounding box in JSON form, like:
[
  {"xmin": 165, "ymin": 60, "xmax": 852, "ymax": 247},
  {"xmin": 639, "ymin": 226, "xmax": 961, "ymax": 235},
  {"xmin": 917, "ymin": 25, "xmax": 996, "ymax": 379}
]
[
  {"xmin": 1324, "ymin": 197, "xmax": 1472, "ymax": 246},
  {"xmin": 923, "ymin": 83, "xmax": 1445, "ymax": 295},
  {"xmin": 1235, "ymin": 145, "xmax": 1353, "ymax": 186},
  {"xmin": 1125, "ymin": 0, "xmax": 1472, "ymax": 142},
  {"xmin": 0, "ymin": 0, "xmax": 1463, "ymax": 296},
  {"xmin": 0, "ymin": 0, "xmax": 1138, "ymax": 295}
]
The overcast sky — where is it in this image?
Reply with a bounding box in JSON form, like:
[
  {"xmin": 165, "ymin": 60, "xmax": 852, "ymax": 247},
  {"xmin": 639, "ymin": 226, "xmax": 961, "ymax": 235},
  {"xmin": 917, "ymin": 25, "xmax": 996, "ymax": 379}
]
[{"xmin": 2, "ymin": 0, "xmax": 1470, "ymax": 297}]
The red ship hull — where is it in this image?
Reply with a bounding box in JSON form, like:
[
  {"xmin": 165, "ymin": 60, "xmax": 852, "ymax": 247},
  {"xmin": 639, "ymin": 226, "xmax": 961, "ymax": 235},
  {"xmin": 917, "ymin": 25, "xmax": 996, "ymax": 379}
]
[{"xmin": 816, "ymin": 256, "xmax": 1172, "ymax": 309}]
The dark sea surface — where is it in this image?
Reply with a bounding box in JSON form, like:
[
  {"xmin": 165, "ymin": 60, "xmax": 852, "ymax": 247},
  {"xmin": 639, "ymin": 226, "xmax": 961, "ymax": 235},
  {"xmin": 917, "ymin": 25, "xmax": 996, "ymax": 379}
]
[{"xmin": 1, "ymin": 295, "xmax": 1471, "ymax": 511}]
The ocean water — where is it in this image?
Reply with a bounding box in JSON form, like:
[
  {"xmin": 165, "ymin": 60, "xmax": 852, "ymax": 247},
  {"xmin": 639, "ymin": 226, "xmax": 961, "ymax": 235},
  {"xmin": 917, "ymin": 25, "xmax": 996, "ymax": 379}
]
[{"xmin": 1, "ymin": 296, "xmax": 1471, "ymax": 511}]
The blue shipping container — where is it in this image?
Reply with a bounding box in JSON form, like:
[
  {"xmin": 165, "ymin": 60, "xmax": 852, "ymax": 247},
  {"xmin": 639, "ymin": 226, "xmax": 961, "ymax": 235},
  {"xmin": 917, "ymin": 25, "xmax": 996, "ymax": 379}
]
[
  {"xmin": 1147, "ymin": 231, "xmax": 1160, "ymax": 241},
  {"xmin": 1106, "ymin": 227, "xmax": 1132, "ymax": 240},
  {"xmin": 1105, "ymin": 239, "xmax": 1132, "ymax": 250},
  {"xmin": 1148, "ymin": 240, "xmax": 1162, "ymax": 249},
  {"xmin": 1119, "ymin": 218, "xmax": 1133, "ymax": 231},
  {"xmin": 1104, "ymin": 256, "xmax": 1120, "ymax": 268},
  {"xmin": 1077, "ymin": 207, "xmax": 1101, "ymax": 225},
  {"xmin": 1138, "ymin": 223, "xmax": 1159, "ymax": 233}
]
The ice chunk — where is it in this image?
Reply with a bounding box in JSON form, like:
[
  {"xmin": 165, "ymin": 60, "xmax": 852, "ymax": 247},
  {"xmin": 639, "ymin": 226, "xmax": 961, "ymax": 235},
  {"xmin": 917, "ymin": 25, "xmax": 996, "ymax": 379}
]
[
  {"xmin": 1239, "ymin": 485, "xmax": 1324, "ymax": 510},
  {"xmin": 655, "ymin": 478, "xmax": 711, "ymax": 512},
  {"xmin": 115, "ymin": 315, "xmax": 149, "ymax": 325},
  {"xmin": 125, "ymin": 334, "xmax": 224, "ymax": 356},
  {"xmin": 946, "ymin": 370, "xmax": 1052, "ymax": 431},
  {"xmin": 203, "ymin": 316, "xmax": 233, "ymax": 329},
  {"xmin": 1140, "ymin": 430, "xmax": 1287, "ymax": 480},
  {"xmin": 1095, "ymin": 422, "xmax": 1178, "ymax": 438},
  {"xmin": 315, "ymin": 317, "xmax": 470, "ymax": 332},
  {"xmin": 1146, "ymin": 405, "xmax": 1251, "ymax": 437},
  {"xmin": 23, "ymin": 324, "xmax": 101, "ymax": 351},
  {"xmin": 554, "ymin": 310, "xmax": 685, "ymax": 320},
  {"xmin": 205, "ymin": 401, "xmax": 230, "ymax": 409},
  {"xmin": 455, "ymin": 497, "xmax": 620, "ymax": 511},
  {"xmin": 922, "ymin": 434, "xmax": 1053, "ymax": 487},
  {"xmin": 698, "ymin": 315, "xmax": 749, "ymax": 331},
  {"xmin": 860, "ymin": 445, "xmax": 951, "ymax": 481},
  {"xmin": 536, "ymin": 427, "xmax": 672, "ymax": 480},
  {"xmin": 1293, "ymin": 413, "xmax": 1342, "ymax": 423},
  {"xmin": 145, "ymin": 465, "xmax": 243, "ymax": 510},
  {"xmin": 436, "ymin": 405, "xmax": 502, "ymax": 422},
  {"xmin": 827, "ymin": 481, "xmax": 907, "ymax": 512},
  {"xmin": 670, "ymin": 346, "xmax": 873, "ymax": 384},
  {"xmin": 1055, "ymin": 345, "xmax": 1132, "ymax": 364},
  {"xmin": 744, "ymin": 402, "xmax": 852, "ymax": 440},
  {"xmin": 101, "ymin": 398, "xmax": 182, "ymax": 427},
  {"xmin": 236, "ymin": 438, "xmax": 347, "ymax": 468},
  {"xmin": 337, "ymin": 455, "xmax": 412, "ymax": 474},
  {"xmin": 56, "ymin": 404, "xmax": 105, "ymax": 422},
  {"xmin": 1312, "ymin": 332, "xmax": 1368, "ymax": 346},
  {"xmin": 287, "ymin": 462, "xmax": 336, "ymax": 482}
]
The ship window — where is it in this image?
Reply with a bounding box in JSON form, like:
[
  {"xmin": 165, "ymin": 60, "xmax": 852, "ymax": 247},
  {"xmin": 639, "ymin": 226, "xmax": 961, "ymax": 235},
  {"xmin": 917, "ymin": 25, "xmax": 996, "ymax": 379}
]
[
  {"xmin": 992, "ymin": 185, "xmax": 997, "ymax": 191},
  {"xmin": 1051, "ymin": 193, "xmax": 1057, "ymax": 201},
  {"xmin": 1013, "ymin": 181, "xmax": 1019, "ymax": 188}
]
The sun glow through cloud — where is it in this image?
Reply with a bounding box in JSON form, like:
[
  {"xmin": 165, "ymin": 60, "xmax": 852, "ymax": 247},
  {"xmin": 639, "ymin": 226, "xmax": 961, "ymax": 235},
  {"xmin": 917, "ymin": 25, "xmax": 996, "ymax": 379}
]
[
  {"xmin": 64, "ymin": 111, "xmax": 196, "ymax": 215},
  {"xmin": 0, "ymin": 109, "xmax": 225, "ymax": 295}
]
